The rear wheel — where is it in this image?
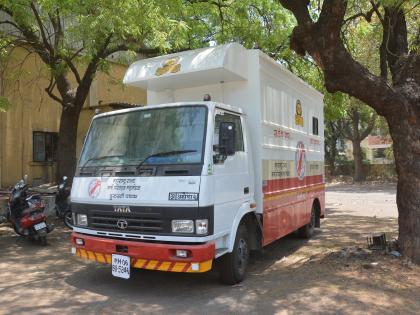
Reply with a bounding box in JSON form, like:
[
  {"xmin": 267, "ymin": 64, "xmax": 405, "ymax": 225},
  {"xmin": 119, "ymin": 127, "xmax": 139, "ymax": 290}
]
[
  {"xmin": 299, "ymin": 205, "xmax": 316, "ymax": 239},
  {"xmin": 40, "ymin": 236, "xmax": 47, "ymax": 246},
  {"xmin": 219, "ymin": 224, "xmax": 249, "ymax": 285}
]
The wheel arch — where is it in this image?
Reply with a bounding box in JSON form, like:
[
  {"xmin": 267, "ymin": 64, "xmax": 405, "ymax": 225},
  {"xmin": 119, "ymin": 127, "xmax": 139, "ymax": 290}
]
[{"xmin": 227, "ymin": 203, "xmax": 261, "ymax": 252}]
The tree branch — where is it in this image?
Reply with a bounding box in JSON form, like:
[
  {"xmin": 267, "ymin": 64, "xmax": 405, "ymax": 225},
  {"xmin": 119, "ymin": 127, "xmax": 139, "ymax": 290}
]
[
  {"xmin": 369, "ymin": 0, "xmax": 384, "ymax": 24},
  {"xmin": 0, "ymin": 4, "xmax": 52, "ymax": 64},
  {"xmin": 45, "ymin": 76, "xmax": 63, "ymax": 104},
  {"xmin": 74, "ymin": 34, "xmax": 114, "ymax": 107},
  {"xmin": 278, "ymin": 0, "xmax": 405, "ymax": 117},
  {"xmin": 278, "ymin": 0, "xmax": 311, "ymax": 25},
  {"xmin": 65, "ymin": 59, "xmax": 81, "ymax": 84},
  {"xmin": 104, "ymin": 44, "xmax": 160, "ymax": 57},
  {"xmin": 361, "ymin": 113, "xmax": 377, "ymax": 140},
  {"xmin": 383, "ymin": 5, "xmax": 408, "ymax": 83},
  {"xmin": 344, "ymin": 6, "xmax": 376, "ymax": 24},
  {"xmin": 0, "ymin": 20, "xmax": 23, "ymax": 32},
  {"xmin": 30, "ymin": 1, "xmax": 53, "ymax": 54}
]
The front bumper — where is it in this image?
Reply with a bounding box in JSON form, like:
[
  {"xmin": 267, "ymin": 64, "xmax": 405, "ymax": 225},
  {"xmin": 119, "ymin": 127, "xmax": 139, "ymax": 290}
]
[{"xmin": 71, "ymin": 232, "xmax": 215, "ymax": 273}]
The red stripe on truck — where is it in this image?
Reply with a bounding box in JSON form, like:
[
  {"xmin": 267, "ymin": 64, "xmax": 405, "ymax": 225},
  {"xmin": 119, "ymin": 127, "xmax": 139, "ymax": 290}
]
[{"xmin": 263, "ymin": 174, "xmax": 323, "ymax": 195}]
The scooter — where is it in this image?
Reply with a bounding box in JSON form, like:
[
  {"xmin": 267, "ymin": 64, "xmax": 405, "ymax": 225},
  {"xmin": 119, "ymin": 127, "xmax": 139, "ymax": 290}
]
[
  {"xmin": 6, "ymin": 175, "xmax": 54, "ymax": 245},
  {"xmin": 55, "ymin": 176, "xmax": 72, "ymax": 228}
]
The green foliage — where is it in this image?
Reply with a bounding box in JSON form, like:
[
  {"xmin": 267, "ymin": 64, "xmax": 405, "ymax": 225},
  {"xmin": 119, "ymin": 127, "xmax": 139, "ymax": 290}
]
[
  {"xmin": 0, "ymin": 96, "xmax": 12, "ymax": 112},
  {"xmin": 385, "ymin": 146, "xmax": 394, "ymax": 160},
  {"xmin": 0, "ymin": 0, "xmax": 193, "ymax": 82}
]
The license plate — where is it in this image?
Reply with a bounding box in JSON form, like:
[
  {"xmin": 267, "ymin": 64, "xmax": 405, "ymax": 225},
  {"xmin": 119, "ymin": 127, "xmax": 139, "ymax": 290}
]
[
  {"xmin": 112, "ymin": 254, "xmax": 130, "ymax": 279},
  {"xmin": 34, "ymin": 222, "xmax": 47, "ymax": 231}
]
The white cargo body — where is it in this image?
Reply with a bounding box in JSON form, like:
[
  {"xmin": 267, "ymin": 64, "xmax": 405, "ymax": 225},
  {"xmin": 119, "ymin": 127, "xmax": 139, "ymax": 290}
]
[{"xmin": 71, "ymin": 43, "xmax": 325, "ymax": 284}]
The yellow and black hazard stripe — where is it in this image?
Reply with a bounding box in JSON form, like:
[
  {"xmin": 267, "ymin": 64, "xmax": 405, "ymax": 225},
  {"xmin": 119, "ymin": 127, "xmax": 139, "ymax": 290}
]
[{"xmin": 75, "ymin": 248, "xmax": 212, "ymax": 273}]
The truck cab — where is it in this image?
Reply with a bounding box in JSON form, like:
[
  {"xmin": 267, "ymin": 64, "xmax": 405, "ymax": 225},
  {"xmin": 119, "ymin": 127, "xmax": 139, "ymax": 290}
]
[{"xmin": 71, "ymin": 101, "xmax": 257, "ymax": 283}]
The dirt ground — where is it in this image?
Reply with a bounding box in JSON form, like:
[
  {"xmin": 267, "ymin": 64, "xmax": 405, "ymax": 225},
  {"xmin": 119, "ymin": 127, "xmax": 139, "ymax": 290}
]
[{"xmin": 0, "ymin": 183, "xmax": 419, "ymax": 315}]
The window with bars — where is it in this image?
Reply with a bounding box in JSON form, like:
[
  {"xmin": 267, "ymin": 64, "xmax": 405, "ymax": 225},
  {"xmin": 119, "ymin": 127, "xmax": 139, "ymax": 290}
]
[{"xmin": 33, "ymin": 131, "xmax": 58, "ymax": 162}]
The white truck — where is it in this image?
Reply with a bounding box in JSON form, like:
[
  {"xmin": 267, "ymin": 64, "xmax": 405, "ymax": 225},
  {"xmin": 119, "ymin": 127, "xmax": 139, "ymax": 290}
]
[{"xmin": 71, "ymin": 43, "xmax": 325, "ymax": 284}]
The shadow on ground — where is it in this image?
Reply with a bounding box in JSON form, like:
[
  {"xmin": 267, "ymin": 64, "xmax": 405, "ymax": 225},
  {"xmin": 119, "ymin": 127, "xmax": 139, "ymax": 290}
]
[{"xmin": 1, "ymin": 208, "xmax": 417, "ymax": 315}]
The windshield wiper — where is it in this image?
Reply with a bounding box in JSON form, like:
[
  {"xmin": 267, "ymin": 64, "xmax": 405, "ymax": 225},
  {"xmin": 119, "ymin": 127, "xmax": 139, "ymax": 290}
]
[
  {"xmin": 81, "ymin": 155, "xmax": 123, "ymax": 168},
  {"xmin": 137, "ymin": 150, "xmax": 197, "ymax": 169}
]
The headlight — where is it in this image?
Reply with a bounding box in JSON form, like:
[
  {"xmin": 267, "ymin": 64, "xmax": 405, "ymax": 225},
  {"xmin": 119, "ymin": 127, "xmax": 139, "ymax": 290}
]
[
  {"xmin": 171, "ymin": 220, "xmax": 194, "ymax": 233},
  {"xmin": 195, "ymin": 219, "xmax": 208, "ymax": 235},
  {"xmin": 76, "ymin": 214, "xmax": 88, "ymax": 226}
]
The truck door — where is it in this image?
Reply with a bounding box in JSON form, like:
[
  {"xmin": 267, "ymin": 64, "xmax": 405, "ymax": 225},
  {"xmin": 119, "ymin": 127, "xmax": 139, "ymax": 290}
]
[{"xmin": 212, "ymin": 110, "xmax": 250, "ymax": 235}]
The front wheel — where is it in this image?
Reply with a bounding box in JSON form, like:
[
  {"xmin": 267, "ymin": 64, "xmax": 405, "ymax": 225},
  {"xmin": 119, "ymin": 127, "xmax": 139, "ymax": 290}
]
[
  {"xmin": 13, "ymin": 224, "xmax": 25, "ymax": 236},
  {"xmin": 63, "ymin": 211, "xmax": 73, "ymax": 229},
  {"xmin": 219, "ymin": 224, "xmax": 249, "ymax": 285}
]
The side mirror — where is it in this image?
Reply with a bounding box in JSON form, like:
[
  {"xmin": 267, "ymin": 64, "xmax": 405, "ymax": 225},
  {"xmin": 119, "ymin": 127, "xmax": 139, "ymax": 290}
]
[{"xmin": 218, "ymin": 122, "xmax": 236, "ymax": 156}]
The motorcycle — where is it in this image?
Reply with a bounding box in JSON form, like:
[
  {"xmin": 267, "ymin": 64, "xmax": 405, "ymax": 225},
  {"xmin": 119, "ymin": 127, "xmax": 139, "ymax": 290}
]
[
  {"xmin": 6, "ymin": 175, "xmax": 54, "ymax": 245},
  {"xmin": 55, "ymin": 176, "xmax": 72, "ymax": 228}
]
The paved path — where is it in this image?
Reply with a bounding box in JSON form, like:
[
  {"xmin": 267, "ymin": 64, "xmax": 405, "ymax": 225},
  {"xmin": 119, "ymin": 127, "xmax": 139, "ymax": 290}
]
[{"xmin": 326, "ymin": 182, "xmax": 397, "ymax": 218}]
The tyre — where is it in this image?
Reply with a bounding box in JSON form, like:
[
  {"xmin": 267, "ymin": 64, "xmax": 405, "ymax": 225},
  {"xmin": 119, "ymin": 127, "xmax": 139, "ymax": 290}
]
[
  {"xmin": 40, "ymin": 236, "xmax": 47, "ymax": 246},
  {"xmin": 13, "ymin": 224, "xmax": 25, "ymax": 236},
  {"xmin": 63, "ymin": 210, "xmax": 73, "ymax": 229},
  {"xmin": 219, "ymin": 224, "xmax": 249, "ymax": 285},
  {"xmin": 298, "ymin": 205, "xmax": 316, "ymax": 239}
]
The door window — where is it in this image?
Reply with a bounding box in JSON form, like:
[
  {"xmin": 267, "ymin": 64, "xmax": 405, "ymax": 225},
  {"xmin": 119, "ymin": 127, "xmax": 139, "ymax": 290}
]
[{"xmin": 214, "ymin": 112, "xmax": 244, "ymax": 152}]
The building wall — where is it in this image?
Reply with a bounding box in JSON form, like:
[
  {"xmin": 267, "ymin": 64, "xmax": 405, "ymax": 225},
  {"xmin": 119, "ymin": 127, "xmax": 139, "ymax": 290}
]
[
  {"xmin": 344, "ymin": 136, "xmax": 393, "ymax": 165},
  {"xmin": 0, "ymin": 47, "xmax": 146, "ymax": 187}
]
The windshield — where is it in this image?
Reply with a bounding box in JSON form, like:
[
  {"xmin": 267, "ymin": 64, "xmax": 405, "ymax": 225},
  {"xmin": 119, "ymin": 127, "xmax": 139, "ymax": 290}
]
[{"xmin": 79, "ymin": 106, "xmax": 207, "ymax": 167}]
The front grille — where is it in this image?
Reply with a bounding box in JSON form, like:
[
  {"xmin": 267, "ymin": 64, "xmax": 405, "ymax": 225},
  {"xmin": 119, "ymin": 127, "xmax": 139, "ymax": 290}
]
[{"xmin": 89, "ymin": 210, "xmax": 163, "ymax": 233}]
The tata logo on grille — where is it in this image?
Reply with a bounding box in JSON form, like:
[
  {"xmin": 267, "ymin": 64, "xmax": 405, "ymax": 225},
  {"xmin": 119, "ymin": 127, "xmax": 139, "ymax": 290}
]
[
  {"xmin": 114, "ymin": 206, "xmax": 131, "ymax": 213},
  {"xmin": 88, "ymin": 179, "xmax": 101, "ymax": 199},
  {"xmin": 295, "ymin": 141, "xmax": 306, "ymax": 180},
  {"xmin": 117, "ymin": 219, "xmax": 128, "ymax": 230}
]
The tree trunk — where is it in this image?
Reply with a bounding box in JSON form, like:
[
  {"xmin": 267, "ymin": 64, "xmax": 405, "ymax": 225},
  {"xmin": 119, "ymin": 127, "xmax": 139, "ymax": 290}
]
[
  {"xmin": 389, "ymin": 117, "xmax": 420, "ymax": 262},
  {"xmin": 56, "ymin": 105, "xmax": 82, "ymax": 183},
  {"xmin": 352, "ymin": 139, "xmax": 365, "ymax": 182},
  {"xmin": 325, "ymin": 133, "xmax": 338, "ymax": 176},
  {"xmin": 54, "ymin": 63, "xmax": 96, "ymax": 183}
]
